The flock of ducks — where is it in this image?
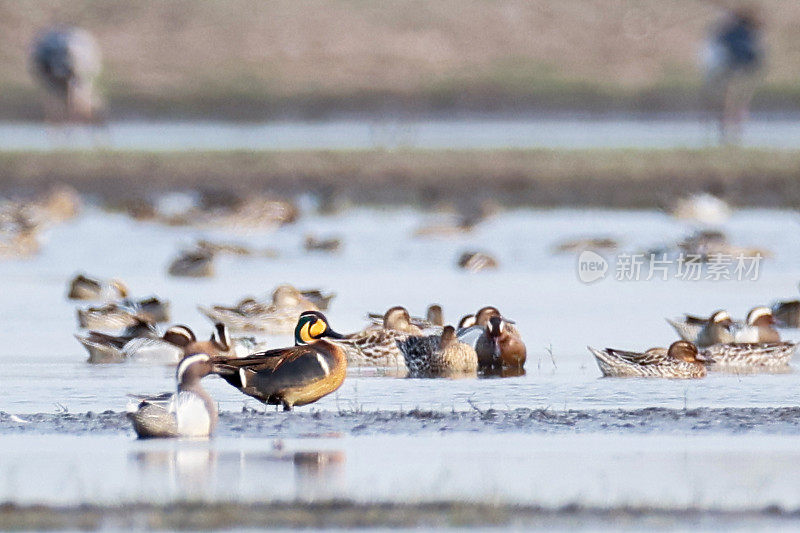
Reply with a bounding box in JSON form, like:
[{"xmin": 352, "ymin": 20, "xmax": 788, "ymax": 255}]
[
  {"xmin": 68, "ymin": 274, "xmax": 526, "ymax": 439},
  {"xmin": 590, "ymin": 306, "xmax": 798, "ymax": 379}
]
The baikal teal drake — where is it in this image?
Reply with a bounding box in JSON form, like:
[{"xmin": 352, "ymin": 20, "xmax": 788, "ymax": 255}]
[{"xmin": 211, "ymin": 311, "xmax": 346, "ymax": 411}]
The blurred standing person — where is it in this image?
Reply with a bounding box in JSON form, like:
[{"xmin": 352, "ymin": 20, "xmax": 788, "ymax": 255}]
[
  {"xmin": 30, "ymin": 27, "xmax": 103, "ymax": 123},
  {"xmin": 701, "ymin": 5, "xmax": 763, "ymax": 144}
]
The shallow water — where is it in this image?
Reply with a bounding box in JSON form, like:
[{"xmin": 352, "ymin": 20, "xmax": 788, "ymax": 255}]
[
  {"xmin": 3, "ymin": 432, "xmax": 800, "ymax": 509},
  {"xmin": 2, "ymin": 117, "xmax": 800, "ymax": 151},
  {"xmin": 1, "ymin": 205, "xmax": 799, "ymax": 413},
  {"xmin": 2, "ymin": 205, "xmax": 800, "ymax": 518}
]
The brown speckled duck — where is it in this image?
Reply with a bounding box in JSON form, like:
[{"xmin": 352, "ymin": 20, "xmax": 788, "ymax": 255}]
[{"xmin": 589, "ymin": 341, "xmax": 709, "ymax": 379}]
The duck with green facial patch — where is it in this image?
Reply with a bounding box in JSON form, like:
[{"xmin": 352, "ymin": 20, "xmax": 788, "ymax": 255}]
[{"xmin": 211, "ymin": 311, "xmax": 346, "ymax": 411}]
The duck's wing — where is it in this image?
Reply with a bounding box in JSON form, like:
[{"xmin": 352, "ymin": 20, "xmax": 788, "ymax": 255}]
[
  {"xmin": 214, "ymin": 346, "xmax": 333, "ymax": 397},
  {"xmin": 604, "ymin": 347, "xmax": 669, "ymax": 366},
  {"xmin": 396, "ymin": 333, "xmax": 439, "ymax": 361},
  {"xmin": 80, "ymin": 330, "xmax": 130, "ymax": 348},
  {"xmin": 127, "ymin": 392, "xmax": 173, "ymax": 408}
]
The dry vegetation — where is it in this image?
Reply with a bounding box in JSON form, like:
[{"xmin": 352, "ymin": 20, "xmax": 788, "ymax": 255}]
[
  {"xmin": 2, "ymin": 149, "xmax": 800, "ymax": 208},
  {"xmin": 1, "ymin": 0, "xmax": 799, "ymax": 118}
]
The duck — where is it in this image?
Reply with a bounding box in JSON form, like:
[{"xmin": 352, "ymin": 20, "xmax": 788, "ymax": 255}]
[
  {"xmin": 125, "ymin": 323, "xmax": 259, "ymax": 364},
  {"xmin": 772, "ymin": 290, "xmax": 800, "ymax": 328},
  {"xmin": 667, "ymin": 310, "xmax": 735, "ymax": 348},
  {"xmin": 734, "ymin": 307, "xmax": 781, "ymax": 343},
  {"xmin": 198, "ymin": 284, "xmax": 330, "ymax": 334},
  {"xmin": 457, "ymin": 251, "xmax": 498, "ymax": 272},
  {"xmin": 75, "ymin": 319, "xmax": 159, "ymax": 363},
  {"xmin": 76, "ymin": 301, "xmax": 144, "ymax": 331},
  {"xmin": 211, "ymin": 311, "xmax": 346, "ymax": 411},
  {"xmin": 397, "ymin": 326, "xmax": 478, "ymax": 377},
  {"xmin": 338, "ymin": 307, "xmax": 425, "ymax": 369},
  {"xmin": 67, "ymin": 273, "xmax": 128, "ymax": 301},
  {"xmin": 702, "ymin": 342, "xmax": 797, "ymax": 369},
  {"xmin": 475, "ymin": 315, "xmax": 527, "ymax": 369},
  {"xmin": 552, "ymin": 237, "xmax": 619, "ymax": 254},
  {"xmin": 168, "ymin": 247, "xmax": 215, "ymax": 278},
  {"xmin": 76, "ymin": 297, "xmax": 171, "ymax": 331},
  {"xmin": 365, "ymin": 305, "xmax": 439, "ymax": 333},
  {"xmin": 136, "ymin": 296, "xmax": 172, "ymax": 324},
  {"xmin": 79, "ymin": 323, "xmax": 255, "ymax": 364},
  {"xmin": 304, "ymin": 234, "xmax": 342, "ymax": 253},
  {"xmin": 588, "ymin": 341, "xmax": 709, "ymax": 379},
  {"xmin": 127, "ymin": 353, "xmax": 218, "ymax": 439}
]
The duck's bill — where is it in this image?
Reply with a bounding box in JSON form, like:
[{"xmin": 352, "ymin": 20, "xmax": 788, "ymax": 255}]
[
  {"xmin": 326, "ymin": 329, "xmax": 345, "ymax": 339},
  {"xmin": 501, "ymin": 317, "xmax": 517, "ymax": 324}
]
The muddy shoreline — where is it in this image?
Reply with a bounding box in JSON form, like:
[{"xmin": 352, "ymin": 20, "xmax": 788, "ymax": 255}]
[
  {"xmin": 2, "ymin": 500, "xmax": 800, "ymax": 530},
  {"xmin": 3, "ymin": 407, "xmax": 800, "ymax": 437},
  {"xmin": 2, "ymin": 149, "xmax": 800, "ymax": 209}
]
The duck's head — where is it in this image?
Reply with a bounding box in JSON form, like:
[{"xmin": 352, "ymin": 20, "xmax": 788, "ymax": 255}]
[
  {"xmin": 439, "ymin": 325, "xmax": 458, "ymax": 348},
  {"xmin": 295, "ymin": 311, "xmax": 343, "ymax": 345},
  {"xmin": 210, "ymin": 322, "xmax": 232, "ymax": 351},
  {"xmin": 426, "ymin": 304, "xmax": 444, "ymax": 326},
  {"xmin": 710, "ymin": 310, "xmax": 734, "ymax": 329},
  {"xmin": 458, "ymin": 314, "xmax": 476, "ymax": 329},
  {"xmin": 746, "ymin": 306, "xmax": 775, "ymax": 327},
  {"xmin": 475, "ymin": 306, "xmax": 501, "ymax": 326},
  {"xmin": 486, "ymin": 315, "xmax": 506, "ymax": 338},
  {"xmin": 273, "ymin": 284, "xmax": 303, "ymax": 306},
  {"xmin": 176, "ymin": 353, "xmax": 213, "ymax": 389},
  {"xmin": 163, "ymin": 325, "xmax": 197, "ymax": 347},
  {"xmin": 383, "ymin": 306, "xmax": 412, "ymax": 330},
  {"xmin": 667, "ymin": 341, "xmax": 707, "ymax": 363}
]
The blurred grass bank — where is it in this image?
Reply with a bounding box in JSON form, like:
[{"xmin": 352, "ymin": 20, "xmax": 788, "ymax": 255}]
[{"xmin": 1, "ymin": 149, "xmax": 799, "ymax": 208}]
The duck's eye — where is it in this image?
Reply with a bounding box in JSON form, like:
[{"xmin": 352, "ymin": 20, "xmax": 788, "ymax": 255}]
[{"xmin": 309, "ymin": 319, "xmax": 327, "ymax": 338}]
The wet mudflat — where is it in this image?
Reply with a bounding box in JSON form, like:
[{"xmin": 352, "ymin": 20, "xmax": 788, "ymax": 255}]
[{"xmin": 4, "ymin": 406, "xmax": 800, "ymax": 437}]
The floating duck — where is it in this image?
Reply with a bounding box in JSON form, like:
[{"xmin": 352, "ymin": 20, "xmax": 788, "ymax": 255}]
[
  {"xmin": 702, "ymin": 342, "xmax": 797, "ymax": 369},
  {"xmin": 67, "ymin": 274, "xmax": 128, "ymax": 301},
  {"xmin": 338, "ymin": 307, "xmax": 424, "ymax": 369},
  {"xmin": 304, "ymin": 234, "xmax": 342, "ymax": 253},
  {"xmin": 667, "ymin": 310, "xmax": 735, "ymax": 348},
  {"xmin": 167, "ymin": 248, "xmax": 215, "ymax": 278},
  {"xmin": 457, "ymin": 251, "xmax": 498, "ymax": 273},
  {"xmin": 772, "ymin": 287, "xmax": 800, "ymax": 328},
  {"xmin": 475, "ymin": 315, "xmax": 527, "ymax": 370},
  {"xmin": 211, "ymin": 311, "xmax": 346, "ymax": 411},
  {"xmin": 589, "ymin": 341, "xmax": 709, "ymax": 379},
  {"xmin": 552, "ymin": 237, "xmax": 619, "ymax": 254},
  {"xmin": 76, "ymin": 297, "xmax": 171, "ymax": 331},
  {"xmin": 127, "ymin": 354, "xmax": 217, "ymax": 439},
  {"xmin": 397, "ymin": 326, "xmax": 478, "ymax": 377},
  {"xmin": 199, "ymin": 285, "xmax": 334, "ymax": 334}
]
